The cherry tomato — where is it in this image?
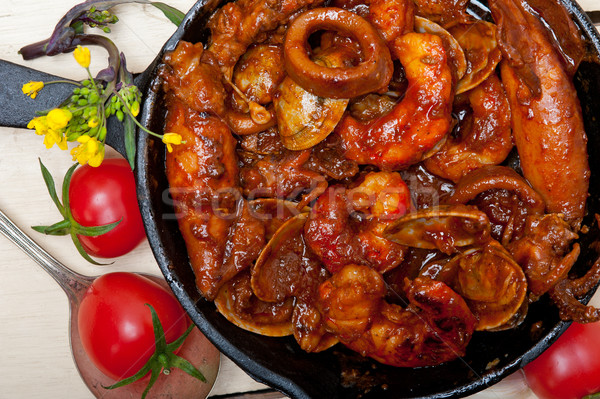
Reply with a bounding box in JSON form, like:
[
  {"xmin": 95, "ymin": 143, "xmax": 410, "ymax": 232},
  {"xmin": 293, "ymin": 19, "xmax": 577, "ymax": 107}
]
[
  {"xmin": 78, "ymin": 272, "xmax": 190, "ymax": 380},
  {"xmin": 68, "ymin": 158, "xmax": 145, "ymax": 258},
  {"xmin": 524, "ymin": 321, "xmax": 600, "ymax": 399}
]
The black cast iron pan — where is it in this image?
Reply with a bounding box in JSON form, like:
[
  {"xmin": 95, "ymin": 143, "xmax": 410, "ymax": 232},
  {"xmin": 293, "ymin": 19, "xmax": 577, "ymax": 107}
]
[{"xmin": 2, "ymin": 1, "xmax": 600, "ymax": 398}]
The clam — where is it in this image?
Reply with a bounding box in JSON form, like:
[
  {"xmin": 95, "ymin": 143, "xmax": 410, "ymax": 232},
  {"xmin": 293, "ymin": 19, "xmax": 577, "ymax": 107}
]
[
  {"xmin": 449, "ymin": 20, "xmax": 503, "ymax": 94},
  {"xmin": 382, "ymin": 205, "xmax": 491, "ymax": 254},
  {"xmin": 421, "ymin": 240, "xmax": 528, "ymax": 331},
  {"xmin": 250, "ymin": 211, "xmax": 334, "ymax": 349},
  {"xmin": 415, "ymin": 16, "xmax": 467, "ymax": 83},
  {"xmin": 214, "ymin": 271, "xmax": 294, "ymax": 337},
  {"xmin": 251, "ymin": 212, "xmax": 328, "ymax": 302},
  {"xmin": 274, "ymin": 48, "xmax": 350, "ymax": 151}
]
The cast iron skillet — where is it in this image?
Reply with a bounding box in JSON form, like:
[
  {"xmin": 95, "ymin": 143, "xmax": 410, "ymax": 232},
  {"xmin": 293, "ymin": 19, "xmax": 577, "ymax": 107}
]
[{"xmin": 2, "ymin": 1, "xmax": 600, "ymax": 398}]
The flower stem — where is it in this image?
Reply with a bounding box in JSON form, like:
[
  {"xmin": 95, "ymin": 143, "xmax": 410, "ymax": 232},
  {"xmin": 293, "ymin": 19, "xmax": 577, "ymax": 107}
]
[
  {"xmin": 112, "ymin": 89, "xmax": 162, "ymax": 138},
  {"xmin": 46, "ymin": 80, "xmax": 82, "ymax": 86}
]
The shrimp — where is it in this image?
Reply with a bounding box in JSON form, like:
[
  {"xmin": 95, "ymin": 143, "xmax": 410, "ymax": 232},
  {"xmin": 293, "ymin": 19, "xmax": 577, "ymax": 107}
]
[
  {"xmin": 317, "ymin": 264, "xmax": 476, "ymax": 367},
  {"xmin": 161, "ymin": 41, "xmax": 227, "ymax": 116},
  {"xmin": 335, "ymin": 32, "xmax": 453, "ymax": 171},
  {"xmin": 489, "ymin": 0, "xmax": 590, "ymax": 226},
  {"xmin": 366, "ymin": 0, "xmax": 414, "ymax": 44},
  {"xmin": 423, "ymin": 74, "xmax": 513, "ymax": 183},
  {"xmin": 304, "ymin": 172, "xmax": 411, "ymax": 274}
]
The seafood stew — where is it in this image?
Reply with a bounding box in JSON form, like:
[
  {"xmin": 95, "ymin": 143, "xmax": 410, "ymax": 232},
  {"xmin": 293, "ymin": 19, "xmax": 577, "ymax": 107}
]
[{"xmin": 135, "ymin": 0, "xmax": 600, "ymax": 397}]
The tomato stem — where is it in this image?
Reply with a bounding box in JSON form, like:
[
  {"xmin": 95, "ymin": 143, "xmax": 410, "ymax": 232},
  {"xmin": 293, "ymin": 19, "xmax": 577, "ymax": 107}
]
[
  {"xmin": 32, "ymin": 159, "xmax": 120, "ymax": 265},
  {"xmin": 102, "ymin": 304, "xmax": 206, "ymax": 398}
]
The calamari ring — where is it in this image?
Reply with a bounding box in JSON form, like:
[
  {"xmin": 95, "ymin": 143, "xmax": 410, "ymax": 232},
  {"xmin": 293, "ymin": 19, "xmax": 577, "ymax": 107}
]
[
  {"xmin": 446, "ymin": 165, "xmax": 545, "ymax": 214},
  {"xmin": 283, "ymin": 7, "xmax": 393, "ymax": 99}
]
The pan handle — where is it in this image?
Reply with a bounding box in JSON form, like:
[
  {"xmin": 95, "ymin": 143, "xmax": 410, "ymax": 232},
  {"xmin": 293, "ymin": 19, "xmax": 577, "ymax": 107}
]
[
  {"xmin": 587, "ymin": 11, "xmax": 600, "ymax": 26},
  {"xmin": 0, "ymin": 59, "xmax": 127, "ymax": 158}
]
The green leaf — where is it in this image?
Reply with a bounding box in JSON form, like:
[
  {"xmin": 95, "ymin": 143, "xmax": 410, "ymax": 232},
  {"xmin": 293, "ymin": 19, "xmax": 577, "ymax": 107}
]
[
  {"xmin": 74, "ymin": 219, "xmax": 122, "ymax": 237},
  {"xmin": 38, "ymin": 159, "xmax": 65, "ymax": 216},
  {"xmin": 103, "ymin": 362, "xmax": 153, "ymax": 390},
  {"xmin": 166, "ymin": 323, "xmax": 194, "ymax": 352},
  {"xmin": 169, "ymin": 354, "xmax": 206, "ymax": 382},
  {"xmin": 70, "ymin": 232, "xmax": 110, "ymax": 265},
  {"xmin": 141, "ymin": 368, "xmax": 161, "ymax": 399},
  {"xmin": 31, "ymin": 219, "xmax": 72, "ymax": 236},
  {"xmin": 151, "ymin": 2, "xmax": 185, "ymax": 26},
  {"xmin": 31, "ymin": 225, "xmax": 50, "ymax": 234},
  {"xmin": 61, "ymin": 163, "xmax": 79, "ymax": 215},
  {"xmin": 100, "ymin": 303, "xmax": 204, "ymax": 396},
  {"xmin": 124, "ymin": 114, "xmax": 136, "ymax": 169},
  {"xmin": 120, "ymin": 66, "xmax": 137, "ymax": 169},
  {"xmin": 148, "ymin": 304, "xmax": 168, "ymax": 352}
]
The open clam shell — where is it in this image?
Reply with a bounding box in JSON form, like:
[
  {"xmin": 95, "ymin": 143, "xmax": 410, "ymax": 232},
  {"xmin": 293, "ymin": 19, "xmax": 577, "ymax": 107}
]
[
  {"xmin": 214, "ymin": 271, "xmax": 295, "ymax": 337},
  {"xmin": 251, "ymin": 212, "xmax": 312, "ymax": 302},
  {"xmin": 249, "ymin": 211, "xmax": 336, "ymax": 350},
  {"xmin": 214, "ymin": 199, "xmax": 312, "ymax": 337},
  {"xmin": 382, "ymin": 205, "xmax": 491, "ymax": 254},
  {"xmin": 437, "ymin": 241, "xmax": 528, "ymax": 331},
  {"xmin": 449, "ymin": 20, "xmax": 503, "ymax": 94},
  {"xmin": 274, "ymin": 49, "xmax": 350, "ymax": 151}
]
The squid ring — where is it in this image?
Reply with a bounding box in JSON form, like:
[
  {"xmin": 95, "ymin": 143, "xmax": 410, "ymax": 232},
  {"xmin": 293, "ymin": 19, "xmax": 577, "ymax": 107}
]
[
  {"xmin": 283, "ymin": 7, "xmax": 393, "ymax": 99},
  {"xmin": 446, "ymin": 165, "xmax": 545, "ymax": 214}
]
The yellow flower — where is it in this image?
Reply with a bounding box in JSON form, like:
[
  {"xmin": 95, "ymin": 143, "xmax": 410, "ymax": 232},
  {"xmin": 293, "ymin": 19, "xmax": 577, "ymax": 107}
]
[
  {"xmin": 88, "ymin": 116, "xmax": 99, "ymax": 128},
  {"xmin": 46, "ymin": 108, "xmax": 72, "ymax": 130},
  {"xmin": 43, "ymin": 129, "xmax": 68, "ymax": 150},
  {"xmin": 73, "ymin": 45, "xmax": 91, "ymax": 69},
  {"xmin": 22, "ymin": 81, "xmax": 44, "ymax": 99},
  {"xmin": 27, "ymin": 116, "xmax": 49, "ymax": 136},
  {"xmin": 130, "ymin": 101, "xmax": 140, "ymax": 117},
  {"xmin": 71, "ymin": 135, "xmax": 105, "ymax": 167},
  {"xmin": 26, "ymin": 114, "xmax": 67, "ymax": 150},
  {"xmin": 162, "ymin": 132, "xmax": 183, "ymax": 153}
]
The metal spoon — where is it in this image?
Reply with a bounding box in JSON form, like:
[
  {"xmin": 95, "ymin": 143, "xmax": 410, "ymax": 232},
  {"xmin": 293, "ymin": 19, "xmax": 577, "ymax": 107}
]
[{"xmin": 0, "ymin": 208, "xmax": 220, "ymax": 398}]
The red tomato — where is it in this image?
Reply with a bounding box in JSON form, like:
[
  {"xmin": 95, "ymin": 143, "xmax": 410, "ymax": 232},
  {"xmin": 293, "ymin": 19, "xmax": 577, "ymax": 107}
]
[
  {"xmin": 524, "ymin": 321, "xmax": 600, "ymax": 399},
  {"xmin": 68, "ymin": 158, "xmax": 145, "ymax": 258},
  {"xmin": 78, "ymin": 272, "xmax": 190, "ymax": 380}
]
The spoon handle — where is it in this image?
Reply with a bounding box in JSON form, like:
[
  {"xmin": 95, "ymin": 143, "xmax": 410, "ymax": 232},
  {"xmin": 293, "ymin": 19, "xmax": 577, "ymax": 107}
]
[{"xmin": 0, "ymin": 209, "xmax": 92, "ymax": 302}]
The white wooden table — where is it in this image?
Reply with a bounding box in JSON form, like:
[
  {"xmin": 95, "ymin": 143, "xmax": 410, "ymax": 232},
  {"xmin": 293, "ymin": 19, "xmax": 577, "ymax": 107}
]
[{"xmin": 0, "ymin": 0, "xmax": 598, "ymax": 398}]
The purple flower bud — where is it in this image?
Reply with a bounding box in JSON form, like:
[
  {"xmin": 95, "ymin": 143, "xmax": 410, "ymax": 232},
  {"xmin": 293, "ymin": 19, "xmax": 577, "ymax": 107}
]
[{"xmin": 96, "ymin": 66, "xmax": 116, "ymax": 82}]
